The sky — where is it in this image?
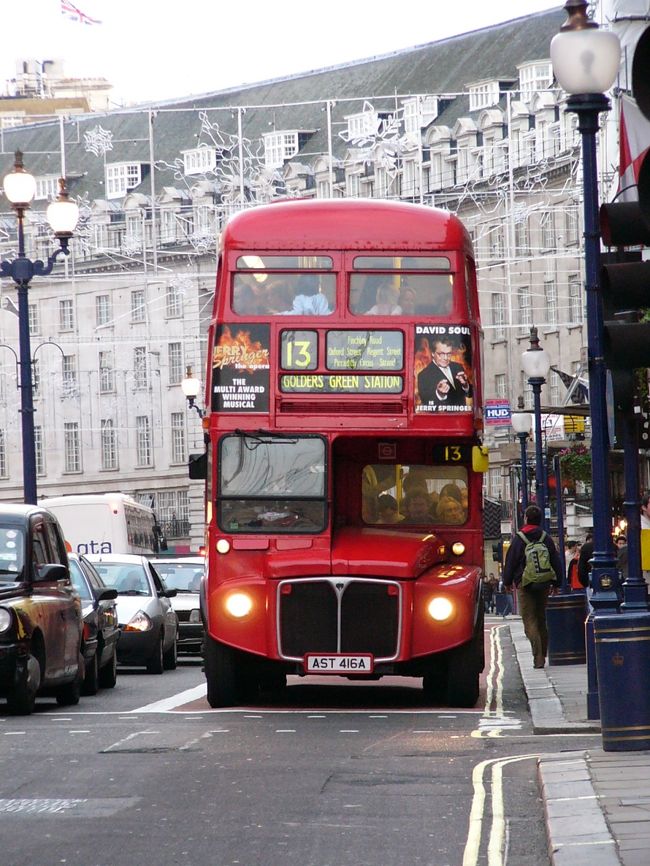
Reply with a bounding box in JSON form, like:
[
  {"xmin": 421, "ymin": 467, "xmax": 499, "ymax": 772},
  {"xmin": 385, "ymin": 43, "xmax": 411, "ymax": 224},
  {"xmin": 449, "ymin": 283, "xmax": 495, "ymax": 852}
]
[{"xmin": 1, "ymin": 1, "xmax": 563, "ymax": 106}]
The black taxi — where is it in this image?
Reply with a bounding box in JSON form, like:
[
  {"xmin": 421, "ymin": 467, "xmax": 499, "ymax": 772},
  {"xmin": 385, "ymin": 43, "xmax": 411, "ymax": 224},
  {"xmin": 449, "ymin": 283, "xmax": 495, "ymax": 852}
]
[{"xmin": 0, "ymin": 504, "xmax": 83, "ymax": 714}]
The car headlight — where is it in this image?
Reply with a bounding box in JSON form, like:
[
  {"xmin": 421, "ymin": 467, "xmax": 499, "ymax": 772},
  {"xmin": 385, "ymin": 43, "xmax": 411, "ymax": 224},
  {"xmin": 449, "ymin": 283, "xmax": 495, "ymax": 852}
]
[
  {"xmin": 123, "ymin": 610, "xmax": 153, "ymax": 632},
  {"xmin": 189, "ymin": 609, "xmax": 201, "ymax": 624},
  {"xmin": 0, "ymin": 608, "xmax": 12, "ymax": 634},
  {"xmin": 224, "ymin": 592, "xmax": 253, "ymax": 618},
  {"xmin": 427, "ymin": 597, "xmax": 454, "ymax": 622}
]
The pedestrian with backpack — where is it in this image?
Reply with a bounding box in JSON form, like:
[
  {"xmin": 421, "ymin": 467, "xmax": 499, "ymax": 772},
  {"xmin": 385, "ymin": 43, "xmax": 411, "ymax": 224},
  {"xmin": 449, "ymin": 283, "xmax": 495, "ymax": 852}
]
[{"xmin": 502, "ymin": 504, "xmax": 562, "ymax": 669}]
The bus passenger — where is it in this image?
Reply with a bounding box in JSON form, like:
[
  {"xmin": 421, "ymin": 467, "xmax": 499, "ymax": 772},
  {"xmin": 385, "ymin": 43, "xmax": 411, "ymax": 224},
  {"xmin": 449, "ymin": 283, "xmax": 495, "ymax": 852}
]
[
  {"xmin": 402, "ymin": 487, "xmax": 433, "ymax": 524},
  {"xmin": 376, "ymin": 494, "xmax": 401, "ymax": 524},
  {"xmin": 366, "ymin": 281, "xmax": 402, "ymax": 315},
  {"xmin": 435, "ymin": 495, "xmax": 466, "ymax": 524},
  {"xmin": 287, "ymin": 274, "xmax": 330, "ymax": 315},
  {"xmin": 267, "ymin": 280, "xmax": 295, "ymax": 314},
  {"xmin": 399, "ymin": 285, "xmax": 417, "ymax": 315}
]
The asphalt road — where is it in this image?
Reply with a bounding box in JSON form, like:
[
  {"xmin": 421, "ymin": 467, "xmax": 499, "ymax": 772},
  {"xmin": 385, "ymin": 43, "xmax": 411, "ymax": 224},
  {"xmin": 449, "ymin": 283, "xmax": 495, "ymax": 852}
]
[{"xmin": 0, "ymin": 623, "xmax": 599, "ymax": 866}]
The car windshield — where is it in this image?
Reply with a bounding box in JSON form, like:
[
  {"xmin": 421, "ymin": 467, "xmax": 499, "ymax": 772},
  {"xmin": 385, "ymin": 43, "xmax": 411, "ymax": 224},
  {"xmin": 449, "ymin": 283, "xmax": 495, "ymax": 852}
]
[
  {"xmin": 0, "ymin": 526, "xmax": 24, "ymax": 579},
  {"xmin": 153, "ymin": 562, "xmax": 203, "ymax": 592},
  {"xmin": 68, "ymin": 559, "xmax": 93, "ymax": 601},
  {"xmin": 91, "ymin": 562, "xmax": 152, "ymax": 596}
]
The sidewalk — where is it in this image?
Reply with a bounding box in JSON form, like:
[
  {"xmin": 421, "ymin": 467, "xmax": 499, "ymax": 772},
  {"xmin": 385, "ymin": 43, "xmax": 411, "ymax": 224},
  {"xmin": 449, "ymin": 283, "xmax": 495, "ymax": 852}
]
[{"xmin": 508, "ymin": 617, "xmax": 650, "ymax": 866}]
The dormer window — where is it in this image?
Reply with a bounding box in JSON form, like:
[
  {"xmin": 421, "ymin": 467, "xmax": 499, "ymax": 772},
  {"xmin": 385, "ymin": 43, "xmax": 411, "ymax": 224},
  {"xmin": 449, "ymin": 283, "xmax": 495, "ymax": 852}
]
[
  {"xmin": 345, "ymin": 109, "xmax": 379, "ymax": 142},
  {"xmin": 183, "ymin": 146, "xmax": 216, "ymax": 176},
  {"xmin": 468, "ymin": 81, "xmax": 500, "ymax": 111},
  {"xmin": 105, "ymin": 162, "xmax": 142, "ymax": 200},
  {"xmin": 518, "ymin": 61, "xmax": 553, "ymax": 102},
  {"xmin": 402, "ymin": 97, "xmax": 439, "ymax": 138},
  {"xmin": 263, "ymin": 131, "xmax": 300, "ymax": 169},
  {"xmin": 35, "ymin": 176, "xmax": 59, "ymax": 201}
]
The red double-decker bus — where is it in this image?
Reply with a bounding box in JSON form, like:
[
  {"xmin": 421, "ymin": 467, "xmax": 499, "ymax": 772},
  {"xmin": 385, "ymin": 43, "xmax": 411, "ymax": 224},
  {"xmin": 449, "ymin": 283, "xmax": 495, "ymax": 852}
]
[{"xmin": 197, "ymin": 198, "xmax": 487, "ymax": 707}]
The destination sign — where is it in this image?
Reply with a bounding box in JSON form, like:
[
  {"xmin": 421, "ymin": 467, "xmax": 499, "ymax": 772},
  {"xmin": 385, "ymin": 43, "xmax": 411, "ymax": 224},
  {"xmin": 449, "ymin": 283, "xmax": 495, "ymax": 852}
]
[
  {"xmin": 280, "ymin": 374, "xmax": 403, "ymax": 394},
  {"xmin": 326, "ymin": 330, "xmax": 403, "ymax": 371}
]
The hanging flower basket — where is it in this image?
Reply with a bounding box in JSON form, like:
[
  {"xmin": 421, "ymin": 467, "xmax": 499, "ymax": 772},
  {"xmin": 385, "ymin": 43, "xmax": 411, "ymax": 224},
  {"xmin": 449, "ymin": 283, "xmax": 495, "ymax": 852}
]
[{"xmin": 559, "ymin": 444, "xmax": 592, "ymax": 483}]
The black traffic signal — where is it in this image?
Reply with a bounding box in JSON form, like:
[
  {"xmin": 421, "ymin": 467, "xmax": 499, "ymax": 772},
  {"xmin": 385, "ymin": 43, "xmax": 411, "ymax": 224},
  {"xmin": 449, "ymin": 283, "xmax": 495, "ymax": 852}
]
[
  {"xmin": 599, "ymin": 25, "xmax": 650, "ymax": 400},
  {"xmin": 492, "ymin": 540, "xmax": 503, "ymax": 563}
]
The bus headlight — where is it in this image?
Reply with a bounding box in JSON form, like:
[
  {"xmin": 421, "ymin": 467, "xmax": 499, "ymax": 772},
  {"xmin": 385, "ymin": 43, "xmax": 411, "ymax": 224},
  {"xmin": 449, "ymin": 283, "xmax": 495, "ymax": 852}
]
[
  {"xmin": 451, "ymin": 542, "xmax": 465, "ymax": 556},
  {"xmin": 427, "ymin": 597, "xmax": 454, "ymax": 622},
  {"xmin": 0, "ymin": 608, "xmax": 12, "ymax": 634},
  {"xmin": 224, "ymin": 592, "xmax": 253, "ymax": 618},
  {"xmin": 216, "ymin": 538, "xmax": 231, "ymax": 554}
]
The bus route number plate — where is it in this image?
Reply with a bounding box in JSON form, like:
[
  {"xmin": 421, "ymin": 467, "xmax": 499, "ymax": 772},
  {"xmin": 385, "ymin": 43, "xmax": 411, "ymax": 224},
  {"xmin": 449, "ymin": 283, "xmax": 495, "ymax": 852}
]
[{"xmin": 305, "ymin": 653, "xmax": 374, "ymax": 674}]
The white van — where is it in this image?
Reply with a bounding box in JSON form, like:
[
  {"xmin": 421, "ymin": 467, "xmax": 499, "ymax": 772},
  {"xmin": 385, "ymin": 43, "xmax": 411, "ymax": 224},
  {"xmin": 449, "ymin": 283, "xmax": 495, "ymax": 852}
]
[{"xmin": 40, "ymin": 493, "xmax": 166, "ymax": 556}]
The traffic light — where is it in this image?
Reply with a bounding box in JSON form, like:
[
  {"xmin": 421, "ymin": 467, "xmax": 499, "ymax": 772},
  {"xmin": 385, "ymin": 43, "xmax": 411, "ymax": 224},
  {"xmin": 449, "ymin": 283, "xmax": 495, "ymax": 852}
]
[
  {"xmin": 599, "ymin": 25, "xmax": 650, "ymax": 403},
  {"xmin": 492, "ymin": 540, "xmax": 503, "ymax": 563}
]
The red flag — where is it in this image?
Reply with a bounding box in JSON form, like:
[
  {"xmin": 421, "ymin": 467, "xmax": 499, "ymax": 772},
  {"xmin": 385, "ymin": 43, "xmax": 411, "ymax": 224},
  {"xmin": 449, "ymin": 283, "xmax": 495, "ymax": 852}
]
[
  {"xmin": 60, "ymin": 0, "xmax": 102, "ymax": 25},
  {"xmin": 618, "ymin": 94, "xmax": 650, "ymax": 202}
]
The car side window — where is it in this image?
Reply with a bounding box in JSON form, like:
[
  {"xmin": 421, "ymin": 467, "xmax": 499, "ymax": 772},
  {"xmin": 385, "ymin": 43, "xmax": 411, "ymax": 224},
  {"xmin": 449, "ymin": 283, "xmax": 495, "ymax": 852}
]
[
  {"xmin": 80, "ymin": 558, "xmax": 106, "ymax": 593},
  {"xmin": 44, "ymin": 520, "xmax": 67, "ymax": 566},
  {"xmin": 31, "ymin": 523, "xmax": 49, "ymax": 576},
  {"xmin": 148, "ymin": 563, "xmax": 166, "ymax": 594}
]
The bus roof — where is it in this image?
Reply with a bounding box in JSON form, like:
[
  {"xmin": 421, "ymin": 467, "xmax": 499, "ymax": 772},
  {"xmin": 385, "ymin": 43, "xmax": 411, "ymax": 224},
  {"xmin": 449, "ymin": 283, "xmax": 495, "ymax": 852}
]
[{"xmin": 222, "ymin": 199, "xmax": 472, "ymax": 254}]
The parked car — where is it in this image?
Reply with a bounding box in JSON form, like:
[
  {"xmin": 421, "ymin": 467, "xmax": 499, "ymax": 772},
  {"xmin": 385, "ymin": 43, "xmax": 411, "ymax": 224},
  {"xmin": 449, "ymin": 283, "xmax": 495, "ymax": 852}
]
[
  {"xmin": 149, "ymin": 557, "xmax": 204, "ymax": 655},
  {"xmin": 0, "ymin": 504, "xmax": 83, "ymax": 714},
  {"xmin": 67, "ymin": 553, "xmax": 120, "ymax": 694},
  {"xmin": 87, "ymin": 553, "xmax": 178, "ymax": 673}
]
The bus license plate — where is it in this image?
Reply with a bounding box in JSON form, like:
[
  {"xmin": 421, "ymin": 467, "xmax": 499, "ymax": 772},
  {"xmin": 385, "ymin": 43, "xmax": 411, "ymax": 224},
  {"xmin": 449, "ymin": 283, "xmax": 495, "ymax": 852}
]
[{"xmin": 305, "ymin": 654, "xmax": 374, "ymax": 674}]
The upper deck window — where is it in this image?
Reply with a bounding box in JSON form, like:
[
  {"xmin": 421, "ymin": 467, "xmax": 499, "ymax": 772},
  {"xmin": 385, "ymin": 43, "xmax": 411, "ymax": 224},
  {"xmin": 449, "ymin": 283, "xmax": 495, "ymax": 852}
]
[
  {"xmin": 233, "ymin": 255, "xmax": 335, "ymax": 316},
  {"xmin": 349, "ymin": 256, "xmax": 453, "ymax": 317}
]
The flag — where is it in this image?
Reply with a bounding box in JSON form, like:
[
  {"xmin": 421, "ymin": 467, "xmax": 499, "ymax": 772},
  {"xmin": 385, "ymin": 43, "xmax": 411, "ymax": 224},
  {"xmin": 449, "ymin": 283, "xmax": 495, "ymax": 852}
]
[
  {"xmin": 60, "ymin": 0, "xmax": 102, "ymax": 25},
  {"xmin": 617, "ymin": 94, "xmax": 650, "ymax": 202},
  {"xmin": 550, "ymin": 366, "xmax": 589, "ymax": 405}
]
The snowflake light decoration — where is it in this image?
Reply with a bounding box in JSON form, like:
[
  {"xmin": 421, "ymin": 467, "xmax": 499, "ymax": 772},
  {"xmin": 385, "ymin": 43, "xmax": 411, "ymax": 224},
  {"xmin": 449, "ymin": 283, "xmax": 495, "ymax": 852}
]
[{"xmin": 84, "ymin": 125, "xmax": 114, "ymax": 157}]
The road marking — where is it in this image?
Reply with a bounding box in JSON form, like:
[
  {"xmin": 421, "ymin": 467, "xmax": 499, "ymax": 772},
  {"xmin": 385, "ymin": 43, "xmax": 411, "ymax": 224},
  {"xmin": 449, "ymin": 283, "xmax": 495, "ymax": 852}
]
[
  {"xmin": 0, "ymin": 798, "xmax": 86, "ymax": 814},
  {"xmin": 4, "ymin": 731, "xmax": 25, "ymax": 736},
  {"xmin": 103, "ymin": 730, "xmax": 160, "ymax": 752},
  {"xmin": 132, "ymin": 684, "xmax": 207, "ymax": 712}
]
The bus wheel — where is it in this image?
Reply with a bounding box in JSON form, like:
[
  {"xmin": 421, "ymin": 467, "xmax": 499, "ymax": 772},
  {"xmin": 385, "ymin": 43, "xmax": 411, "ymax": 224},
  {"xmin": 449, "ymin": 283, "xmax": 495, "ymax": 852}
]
[
  {"xmin": 445, "ymin": 641, "xmax": 480, "ymax": 708},
  {"xmin": 204, "ymin": 635, "xmax": 238, "ymax": 708},
  {"xmin": 259, "ymin": 671, "xmax": 287, "ymax": 695},
  {"xmin": 422, "ymin": 660, "xmax": 448, "ymax": 705}
]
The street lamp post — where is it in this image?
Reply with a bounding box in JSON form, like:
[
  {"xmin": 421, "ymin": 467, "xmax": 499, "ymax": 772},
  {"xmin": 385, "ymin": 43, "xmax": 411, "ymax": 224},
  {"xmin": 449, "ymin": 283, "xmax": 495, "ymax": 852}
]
[
  {"xmin": 511, "ymin": 396, "xmax": 532, "ymax": 520},
  {"xmin": 0, "ymin": 151, "xmax": 79, "ymax": 505},
  {"xmin": 521, "ymin": 327, "xmax": 551, "ymax": 529},
  {"xmin": 551, "ymin": 0, "xmax": 624, "ymax": 723},
  {"xmin": 182, "ymin": 366, "xmax": 205, "ymax": 419}
]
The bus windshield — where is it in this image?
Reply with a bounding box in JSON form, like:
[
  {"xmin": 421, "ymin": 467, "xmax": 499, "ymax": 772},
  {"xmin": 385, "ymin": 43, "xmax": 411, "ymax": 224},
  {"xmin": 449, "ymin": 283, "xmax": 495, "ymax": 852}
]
[
  {"xmin": 363, "ymin": 464, "xmax": 468, "ymax": 526},
  {"xmin": 217, "ymin": 434, "xmax": 326, "ymax": 533}
]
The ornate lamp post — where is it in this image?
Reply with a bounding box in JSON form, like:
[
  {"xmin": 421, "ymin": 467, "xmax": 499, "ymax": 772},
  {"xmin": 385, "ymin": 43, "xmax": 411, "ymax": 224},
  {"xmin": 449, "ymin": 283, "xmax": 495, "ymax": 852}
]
[
  {"xmin": 551, "ymin": 0, "xmax": 622, "ymax": 721},
  {"xmin": 511, "ymin": 396, "xmax": 532, "ymax": 519},
  {"xmin": 521, "ymin": 327, "xmax": 551, "ymax": 529},
  {"xmin": 1, "ymin": 151, "xmax": 79, "ymax": 505},
  {"xmin": 182, "ymin": 366, "xmax": 205, "ymax": 418}
]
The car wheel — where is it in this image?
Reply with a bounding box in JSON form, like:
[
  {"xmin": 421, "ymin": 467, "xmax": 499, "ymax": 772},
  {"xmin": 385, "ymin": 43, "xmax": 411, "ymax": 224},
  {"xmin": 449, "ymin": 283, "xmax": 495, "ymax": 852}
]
[
  {"xmin": 163, "ymin": 633, "xmax": 178, "ymax": 670},
  {"xmin": 81, "ymin": 651, "xmax": 99, "ymax": 696},
  {"xmin": 7, "ymin": 653, "xmax": 41, "ymax": 715},
  {"xmin": 146, "ymin": 633, "xmax": 164, "ymax": 675},
  {"xmin": 98, "ymin": 647, "xmax": 118, "ymax": 689},
  {"xmin": 56, "ymin": 653, "xmax": 83, "ymax": 706}
]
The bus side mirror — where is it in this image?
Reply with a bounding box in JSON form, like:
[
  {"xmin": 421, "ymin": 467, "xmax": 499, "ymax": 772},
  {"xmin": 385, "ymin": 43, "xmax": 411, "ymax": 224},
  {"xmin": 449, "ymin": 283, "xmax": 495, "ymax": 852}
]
[
  {"xmin": 472, "ymin": 446, "xmax": 489, "ymax": 473},
  {"xmin": 189, "ymin": 451, "xmax": 207, "ymax": 480}
]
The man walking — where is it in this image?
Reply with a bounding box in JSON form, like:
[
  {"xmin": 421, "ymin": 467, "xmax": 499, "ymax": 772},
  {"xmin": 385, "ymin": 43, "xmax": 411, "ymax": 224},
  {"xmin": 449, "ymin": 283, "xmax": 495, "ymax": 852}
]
[{"xmin": 502, "ymin": 504, "xmax": 562, "ymax": 668}]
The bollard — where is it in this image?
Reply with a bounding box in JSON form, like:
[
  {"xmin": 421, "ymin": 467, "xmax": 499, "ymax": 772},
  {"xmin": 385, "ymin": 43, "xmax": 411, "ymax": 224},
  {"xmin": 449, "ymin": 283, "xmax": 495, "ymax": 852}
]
[
  {"xmin": 594, "ymin": 611, "xmax": 650, "ymax": 751},
  {"xmin": 546, "ymin": 590, "xmax": 587, "ymax": 665}
]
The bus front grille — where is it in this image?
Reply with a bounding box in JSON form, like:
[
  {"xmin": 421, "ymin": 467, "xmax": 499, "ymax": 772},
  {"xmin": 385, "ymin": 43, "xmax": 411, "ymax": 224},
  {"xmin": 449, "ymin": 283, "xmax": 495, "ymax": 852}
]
[{"xmin": 277, "ymin": 578, "xmax": 400, "ymax": 661}]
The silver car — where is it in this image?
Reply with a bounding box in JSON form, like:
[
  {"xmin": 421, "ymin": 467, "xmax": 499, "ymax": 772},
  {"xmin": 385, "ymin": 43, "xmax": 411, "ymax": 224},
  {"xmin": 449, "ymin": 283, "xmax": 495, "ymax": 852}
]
[
  {"xmin": 149, "ymin": 557, "xmax": 204, "ymax": 655},
  {"xmin": 87, "ymin": 553, "xmax": 178, "ymax": 674}
]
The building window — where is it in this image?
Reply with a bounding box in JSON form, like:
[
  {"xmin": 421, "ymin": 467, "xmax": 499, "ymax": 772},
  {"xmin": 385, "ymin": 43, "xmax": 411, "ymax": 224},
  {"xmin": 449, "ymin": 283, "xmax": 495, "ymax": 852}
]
[
  {"xmin": 34, "ymin": 426, "xmax": 44, "ymax": 476},
  {"xmin": 522, "ymin": 374, "xmax": 534, "ymax": 410},
  {"xmin": 100, "ymin": 419, "xmax": 118, "ymax": 470},
  {"xmin": 59, "ymin": 299, "xmax": 74, "ymax": 331},
  {"xmin": 154, "ymin": 488, "xmax": 190, "ymax": 538},
  {"xmin": 168, "ymin": 342, "xmax": 183, "ymax": 385},
  {"xmin": 171, "ymin": 412, "xmax": 186, "ymax": 464},
  {"xmin": 160, "ymin": 209, "xmax": 176, "ymax": 242},
  {"xmin": 62, "ymin": 355, "xmax": 77, "ymax": 389},
  {"xmin": 514, "ymin": 219, "xmax": 529, "ymax": 254},
  {"xmin": 96, "ymin": 294, "xmax": 112, "ymax": 327},
  {"xmin": 0, "ymin": 429, "xmax": 5, "ymax": 477},
  {"xmin": 550, "ymin": 370, "xmax": 561, "ymax": 406},
  {"xmin": 131, "ymin": 289, "xmax": 146, "ymax": 322},
  {"xmin": 346, "ymin": 172, "xmax": 361, "ymax": 197},
  {"xmin": 35, "ymin": 176, "xmax": 59, "ymax": 201},
  {"xmin": 133, "ymin": 347, "xmax": 148, "ymax": 389},
  {"xmin": 468, "ymin": 81, "xmax": 500, "ymax": 111},
  {"xmin": 28, "ymin": 303, "xmax": 40, "ymax": 336},
  {"xmin": 99, "ymin": 351, "xmax": 115, "ymax": 393},
  {"xmin": 518, "ymin": 61, "xmax": 553, "ymax": 102},
  {"xmin": 545, "ymin": 280, "xmax": 558, "ymax": 326},
  {"xmin": 540, "ymin": 212, "xmax": 555, "ymax": 250},
  {"xmin": 105, "ymin": 162, "xmax": 142, "ymax": 199},
  {"xmin": 519, "ymin": 286, "xmax": 532, "ymax": 329},
  {"xmin": 569, "ymin": 274, "xmax": 583, "ymax": 324},
  {"xmin": 492, "ymin": 293, "xmax": 506, "ymax": 340},
  {"xmin": 495, "ymin": 374, "xmax": 506, "ymax": 399},
  {"xmin": 32, "ymin": 358, "xmax": 40, "ymax": 398},
  {"xmin": 263, "ymin": 131, "xmax": 300, "ymax": 169},
  {"xmin": 564, "ymin": 207, "xmax": 580, "ymax": 246},
  {"xmin": 182, "ymin": 146, "xmax": 216, "ymax": 175},
  {"xmin": 136, "ymin": 416, "xmax": 152, "ymax": 467},
  {"xmin": 64, "ymin": 422, "xmax": 81, "ymax": 472},
  {"xmin": 488, "ymin": 467, "xmax": 502, "ymax": 499},
  {"xmin": 166, "ymin": 283, "xmax": 183, "ymax": 318}
]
